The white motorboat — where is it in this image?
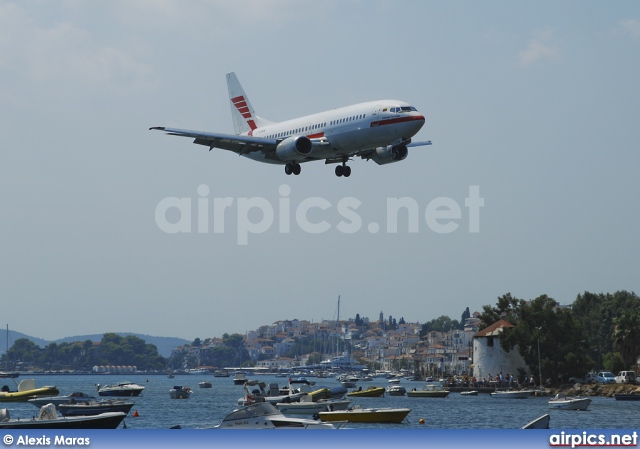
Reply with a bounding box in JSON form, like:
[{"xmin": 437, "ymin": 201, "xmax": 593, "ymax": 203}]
[
  {"xmin": 214, "ymin": 402, "xmax": 339, "ymax": 429},
  {"xmin": 386, "ymin": 385, "xmax": 407, "ymax": 396},
  {"xmin": 460, "ymin": 390, "xmax": 479, "ymax": 396},
  {"xmin": 548, "ymin": 393, "xmax": 591, "ymax": 410},
  {"xmin": 490, "ymin": 389, "xmax": 531, "ymax": 399},
  {"xmin": 97, "ymin": 382, "xmax": 144, "ymax": 397},
  {"xmin": 170, "ymin": 386, "xmax": 192, "ymax": 399},
  {"xmin": 238, "ymin": 381, "xmax": 304, "ymax": 406},
  {"xmin": 0, "ymin": 405, "xmax": 126, "ymax": 429}
]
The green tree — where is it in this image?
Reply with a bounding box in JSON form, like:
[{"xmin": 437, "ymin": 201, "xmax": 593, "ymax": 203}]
[
  {"xmin": 613, "ymin": 311, "xmax": 640, "ymax": 369},
  {"xmin": 496, "ymin": 294, "xmax": 592, "ymax": 385},
  {"xmin": 478, "ymin": 293, "xmax": 521, "ymax": 329}
]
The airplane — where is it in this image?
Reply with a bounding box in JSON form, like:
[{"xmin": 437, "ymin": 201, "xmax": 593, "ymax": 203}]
[{"xmin": 150, "ymin": 72, "xmax": 431, "ymax": 177}]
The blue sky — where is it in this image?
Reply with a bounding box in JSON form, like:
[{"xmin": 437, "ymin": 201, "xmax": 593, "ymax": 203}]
[{"xmin": 1, "ymin": 1, "xmax": 639, "ymax": 341}]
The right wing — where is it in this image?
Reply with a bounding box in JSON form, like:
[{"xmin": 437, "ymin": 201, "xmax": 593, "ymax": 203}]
[{"xmin": 149, "ymin": 126, "xmax": 278, "ymax": 156}]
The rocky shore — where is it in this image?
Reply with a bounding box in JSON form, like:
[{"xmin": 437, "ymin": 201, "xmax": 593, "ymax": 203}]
[{"xmin": 547, "ymin": 383, "xmax": 640, "ymax": 398}]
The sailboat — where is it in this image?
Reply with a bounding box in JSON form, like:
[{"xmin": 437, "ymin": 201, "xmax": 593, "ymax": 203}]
[
  {"xmin": 318, "ymin": 296, "xmax": 366, "ymax": 371},
  {"xmin": 0, "ymin": 325, "xmax": 19, "ymax": 379}
]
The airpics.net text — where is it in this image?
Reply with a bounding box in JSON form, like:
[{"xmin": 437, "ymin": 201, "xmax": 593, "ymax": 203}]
[{"xmin": 155, "ymin": 185, "xmax": 484, "ymax": 245}]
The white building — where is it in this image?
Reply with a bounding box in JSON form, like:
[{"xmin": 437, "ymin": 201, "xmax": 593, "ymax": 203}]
[{"xmin": 472, "ymin": 319, "xmax": 527, "ymax": 381}]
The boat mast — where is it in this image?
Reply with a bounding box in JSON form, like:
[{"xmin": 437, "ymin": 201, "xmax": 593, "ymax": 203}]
[{"xmin": 336, "ymin": 295, "xmax": 340, "ymax": 358}]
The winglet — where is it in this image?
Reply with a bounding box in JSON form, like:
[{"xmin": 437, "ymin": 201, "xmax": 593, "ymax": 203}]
[{"xmin": 149, "ymin": 126, "xmax": 165, "ymax": 131}]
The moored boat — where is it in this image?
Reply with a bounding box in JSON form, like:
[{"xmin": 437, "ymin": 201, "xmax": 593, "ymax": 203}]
[
  {"xmin": 548, "ymin": 393, "xmax": 591, "ymax": 410},
  {"xmin": 347, "ymin": 386, "xmax": 385, "ymax": 397},
  {"xmin": 29, "ymin": 391, "xmax": 96, "ymax": 408},
  {"xmin": 490, "ymin": 389, "xmax": 531, "ymax": 399},
  {"xmin": 460, "ymin": 390, "xmax": 479, "ymax": 396},
  {"xmin": 407, "ymin": 381, "xmax": 449, "ymax": 398},
  {"xmin": 0, "ymin": 379, "xmax": 59, "ymax": 402},
  {"xmin": 233, "ymin": 371, "xmax": 248, "ymax": 385},
  {"xmin": 170, "ymin": 386, "xmax": 192, "ymax": 399},
  {"xmin": 614, "ymin": 394, "xmax": 640, "ymax": 401},
  {"xmin": 214, "ymin": 402, "xmax": 338, "ymax": 429},
  {"xmin": 58, "ymin": 399, "xmax": 134, "ymax": 417},
  {"xmin": 386, "ymin": 385, "xmax": 407, "ymax": 396},
  {"xmin": 318, "ymin": 405, "xmax": 411, "ymax": 424},
  {"xmin": 97, "ymin": 382, "xmax": 144, "ymax": 397},
  {"xmin": 199, "ymin": 381, "xmax": 212, "ymax": 388},
  {"xmin": 276, "ymin": 395, "xmax": 351, "ymax": 415},
  {"xmin": 0, "ymin": 405, "xmax": 126, "ymax": 429}
]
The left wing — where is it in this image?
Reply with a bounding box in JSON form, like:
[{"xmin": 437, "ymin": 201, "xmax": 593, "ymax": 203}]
[{"xmin": 149, "ymin": 126, "xmax": 278, "ymax": 155}]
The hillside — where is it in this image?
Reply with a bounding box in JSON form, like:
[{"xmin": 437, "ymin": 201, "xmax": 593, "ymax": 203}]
[{"xmin": 0, "ymin": 330, "xmax": 189, "ymax": 358}]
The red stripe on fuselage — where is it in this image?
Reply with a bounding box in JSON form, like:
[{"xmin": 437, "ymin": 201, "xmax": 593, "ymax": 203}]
[
  {"xmin": 307, "ymin": 132, "xmax": 325, "ymax": 139},
  {"xmin": 370, "ymin": 115, "xmax": 425, "ymax": 127}
]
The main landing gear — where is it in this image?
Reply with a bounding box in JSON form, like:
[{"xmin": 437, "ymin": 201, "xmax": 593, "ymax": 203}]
[
  {"xmin": 284, "ymin": 162, "xmax": 301, "ymax": 175},
  {"xmin": 335, "ymin": 163, "xmax": 351, "ymax": 177}
]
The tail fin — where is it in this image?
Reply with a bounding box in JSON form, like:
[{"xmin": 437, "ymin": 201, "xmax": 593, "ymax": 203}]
[{"xmin": 226, "ymin": 72, "xmax": 273, "ymax": 135}]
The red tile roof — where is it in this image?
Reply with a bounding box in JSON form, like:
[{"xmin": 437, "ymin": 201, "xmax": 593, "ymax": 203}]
[{"xmin": 473, "ymin": 319, "xmax": 514, "ymax": 337}]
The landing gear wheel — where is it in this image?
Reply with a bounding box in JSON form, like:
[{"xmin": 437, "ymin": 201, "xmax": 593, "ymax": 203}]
[
  {"xmin": 335, "ymin": 165, "xmax": 344, "ymax": 177},
  {"xmin": 285, "ymin": 163, "xmax": 293, "ymax": 175},
  {"xmin": 292, "ymin": 164, "xmax": 301, "ymax": 175},
  {"xmin": 343, "ymin": 166, "xmax": 351, "ymax": 177}
]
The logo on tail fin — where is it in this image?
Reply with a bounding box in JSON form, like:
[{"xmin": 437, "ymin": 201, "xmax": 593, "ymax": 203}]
[
  {"xmin": 231, "ymin": 95, "xmax": 257, "ymax": 133},
  {"xmin": 227, "ymin": 72, "xmax": 274, "ymax": 136}
]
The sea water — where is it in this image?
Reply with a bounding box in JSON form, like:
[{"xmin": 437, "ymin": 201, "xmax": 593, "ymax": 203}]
[{"xmin": 1, "ymin": 374, "xmax": 636, "ymax": 429}]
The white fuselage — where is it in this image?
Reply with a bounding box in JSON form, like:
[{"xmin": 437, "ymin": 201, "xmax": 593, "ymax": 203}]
[{"xmin": 244, "ymin": 100, "xmax": 425, "ymax": 164}]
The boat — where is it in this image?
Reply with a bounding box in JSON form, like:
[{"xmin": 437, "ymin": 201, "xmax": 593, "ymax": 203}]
[
  {"xmin": 275, "ymin": 395, "xmax": 351, "ymax": 415},
  {"xmin": 522, "ymin": 413, "xmax": 550, "ymax": 429},
  {"xmin": 388, "ymin": 378, "xmax": 400, "ymax": 384},
  {"xmin": 169, "ymin": 386, "xmax": 192, "ymax": 399},
  {"xmin": 233, "ymin": 371, "xmax": 248, "ymax": 385},
  {"xmin": 0, "ymin": 405, "xmax": 126, "ymax": 429},
  {"xmin": 548, "ymin": 393, "xmax": 591, "ymax": 410},
  {"xmin": 386, "ymin": 385, "xmax": 407, "ymax": 396},
  {"xmin": 347, "ymin": 386, "xmax": 386, "ymax": 397},
  {"xmin": 28, "ymin": 391, "xmax": 96, "ymax": 408},
  {"xmin": 58, "ymin": 399, "xmax": 135, "ymax": 417},
  {"xmin": 614, "ymin": 394, "xmax": 640, "ymax": 401},
  {"xmin": 97, "ymin": 381, "xmax": 144, "ymax": 397},
  {"xmin": 199, "ymin": 381, "xmax": 212, "ymax": 388},
  {"xmin": 213, "ymin": 370, "xmax": 230, "ymax": 378},
  {"xmin": 490, "ymin": 389, "xmax": 531, "ymax": 399},
  {"xmin": 460, "ymin": 390, "xmax": 479, "ymax": 396},
  {"xmin": 318, "ymin": 405, "xmax": 411, "ymax": 424},
  {"xmin": 214, "ymin": 402, "xmax": 338, "ymax": 429},
  {"xmin": 0, "ymin": 379, "xmax": 59, "ymax": 402},
  {"xmin": 407, "ymin": 381, "xmax": 450, "ymax": 398}
]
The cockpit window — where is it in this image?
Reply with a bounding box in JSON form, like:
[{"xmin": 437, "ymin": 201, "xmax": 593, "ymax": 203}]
[{"xmin": 390, "ymin": 106, "xmax": 417, "ymax": 113}]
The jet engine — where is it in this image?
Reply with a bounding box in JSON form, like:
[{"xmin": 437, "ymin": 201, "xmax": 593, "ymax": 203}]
[
  {"xmin": 275, "ymin": 136, "xmax": 313, "ymax": 161},
  {"xmin": 370, "ymin": 143, "xmax": 408, "ymax": 165}
]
